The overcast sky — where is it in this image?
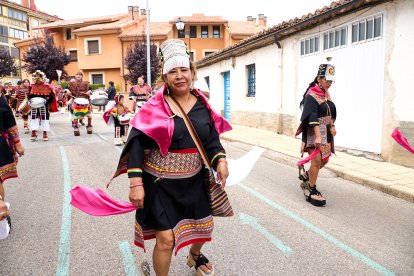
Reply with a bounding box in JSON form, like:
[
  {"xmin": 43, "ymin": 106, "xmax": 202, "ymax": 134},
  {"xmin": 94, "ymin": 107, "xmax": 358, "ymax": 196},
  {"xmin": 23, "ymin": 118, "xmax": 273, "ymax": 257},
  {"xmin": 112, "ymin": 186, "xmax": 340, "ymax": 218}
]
[{"xmin": 13, "ymin": 0, "xmax": 335, "ymax": 27}]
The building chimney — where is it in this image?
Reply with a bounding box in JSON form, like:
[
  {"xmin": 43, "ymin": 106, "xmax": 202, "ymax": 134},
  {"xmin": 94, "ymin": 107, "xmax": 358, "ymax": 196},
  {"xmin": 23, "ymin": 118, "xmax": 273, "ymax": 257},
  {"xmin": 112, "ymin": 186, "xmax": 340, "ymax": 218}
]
[
  {"xmin": 140, "ymin": 9, "xmax": 146, "ymax": 16},
  {"xmin": 21, "ymin": 0, "xmax": 29, "ymax": 8},
  {"xmin": 258, "ymin": 14, "xmax": 267, "ymax": 27},
  {"xmin": 133, "ymin": 6, "xmax": 139, "ymax": 19},
  {"xmin": 29, "ymin": 0, "xmax": 37, "ymax": 11},
  {"xmin": 128, "ymin": 6, "xmax": 134, "ymax": 20}
]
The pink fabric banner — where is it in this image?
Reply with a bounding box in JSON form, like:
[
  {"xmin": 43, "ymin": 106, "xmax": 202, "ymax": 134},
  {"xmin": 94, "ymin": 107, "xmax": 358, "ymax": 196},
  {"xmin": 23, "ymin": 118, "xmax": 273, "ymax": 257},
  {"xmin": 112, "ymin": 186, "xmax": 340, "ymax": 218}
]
[
  {"xmin": 70, "ymin": 185, "xmax": 137, "ymax": 216},
  {"xmin": 391, "ymin": 128, "xmax": 414, "ymax": 154},
  {"xmin": 297, "ymin": 147, "xmax": 321, "ymax": 166}
]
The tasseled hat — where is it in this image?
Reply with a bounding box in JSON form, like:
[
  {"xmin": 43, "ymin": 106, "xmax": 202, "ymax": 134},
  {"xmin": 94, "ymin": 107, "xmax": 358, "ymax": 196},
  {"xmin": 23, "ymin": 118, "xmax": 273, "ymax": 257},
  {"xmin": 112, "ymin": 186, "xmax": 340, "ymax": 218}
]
[
  {"xmin": 317, "ymin": 57, "xmax": 335, "ymax": 81},
  {"xmin": 159, "ymin": 39, "xmax": 190, "ymax": 74}
]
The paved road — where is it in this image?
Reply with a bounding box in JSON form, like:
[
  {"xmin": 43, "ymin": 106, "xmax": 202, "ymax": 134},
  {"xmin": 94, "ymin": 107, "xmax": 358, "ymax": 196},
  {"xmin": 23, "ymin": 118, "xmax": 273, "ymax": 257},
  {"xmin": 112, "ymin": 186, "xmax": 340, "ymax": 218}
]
[{"xmin": 1, "ymin": 112, "xmax": 413, "ymax": 275}]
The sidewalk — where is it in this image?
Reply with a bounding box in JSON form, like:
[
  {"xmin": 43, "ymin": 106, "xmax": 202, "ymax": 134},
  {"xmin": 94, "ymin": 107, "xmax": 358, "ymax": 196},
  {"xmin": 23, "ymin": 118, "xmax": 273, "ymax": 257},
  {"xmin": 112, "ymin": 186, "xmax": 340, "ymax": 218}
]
[{"xmin": 221, "ymin": 125, "xmax": 414, "ymax": 202}]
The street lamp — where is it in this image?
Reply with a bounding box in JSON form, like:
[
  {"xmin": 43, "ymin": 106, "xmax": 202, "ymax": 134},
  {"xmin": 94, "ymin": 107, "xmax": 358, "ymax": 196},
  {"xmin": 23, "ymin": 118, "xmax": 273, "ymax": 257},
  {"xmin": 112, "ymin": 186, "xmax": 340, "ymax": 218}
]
[{"xmin": 175, "ymin": 17, "xmax": 192, "ymax": 61}]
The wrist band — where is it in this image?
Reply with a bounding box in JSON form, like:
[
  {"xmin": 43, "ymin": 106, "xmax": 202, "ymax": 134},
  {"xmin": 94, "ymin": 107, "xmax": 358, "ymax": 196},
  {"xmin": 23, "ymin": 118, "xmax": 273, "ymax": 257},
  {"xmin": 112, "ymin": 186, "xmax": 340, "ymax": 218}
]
[
  {"xmin": 130, "ymin": 183, "xmax": 143, "ymax": 188},
  {"xmin": 217, "ymin": 158, "xmax": 227, "ymax": 164}
]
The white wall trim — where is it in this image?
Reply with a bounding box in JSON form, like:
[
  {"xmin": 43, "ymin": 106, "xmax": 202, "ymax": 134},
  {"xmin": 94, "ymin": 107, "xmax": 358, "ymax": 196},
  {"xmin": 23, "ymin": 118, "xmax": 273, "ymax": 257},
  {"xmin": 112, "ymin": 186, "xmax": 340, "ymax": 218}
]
[
  {"xmin": 89, "ymin": 71, "xmax": 105, "ymax": 85},
  {"xmin": 84, "ymin": 37, "xmax": 101, "ymax": 55}
]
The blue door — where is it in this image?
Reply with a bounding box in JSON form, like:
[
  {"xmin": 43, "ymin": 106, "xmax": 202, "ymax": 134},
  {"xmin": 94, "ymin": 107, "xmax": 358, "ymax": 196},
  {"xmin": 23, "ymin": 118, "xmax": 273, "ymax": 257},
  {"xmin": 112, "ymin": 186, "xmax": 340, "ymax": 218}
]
[{"xmin": 223, "ymin": 71, "xmax": 230, "ymax": 121}]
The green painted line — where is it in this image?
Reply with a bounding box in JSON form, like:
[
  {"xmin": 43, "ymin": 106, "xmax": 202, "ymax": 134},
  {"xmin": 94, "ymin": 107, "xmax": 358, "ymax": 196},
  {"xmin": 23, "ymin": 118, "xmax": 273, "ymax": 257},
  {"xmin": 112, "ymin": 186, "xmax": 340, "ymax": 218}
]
[
  {"xmin": 239, "ymin": 212, "xmax": 293, "ymax": 254},
  {"xmin": 238, "ymin": 182, "xmax": 395, "ymax": 276},
  {"xmin": 56, "ymin": 146, "xmax": 72, "ymax": 276},
  {"xmin": 119, "ymin": 240, "xmax": 139, "ymax": 276}
]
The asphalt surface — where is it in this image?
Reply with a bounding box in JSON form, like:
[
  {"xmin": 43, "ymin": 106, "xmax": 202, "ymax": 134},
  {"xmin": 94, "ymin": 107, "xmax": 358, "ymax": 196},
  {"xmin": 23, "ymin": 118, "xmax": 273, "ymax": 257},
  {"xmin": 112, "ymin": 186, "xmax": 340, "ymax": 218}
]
[{"xmin": 1, "ymin": 112, "xmax": 413, "ymax": 275}]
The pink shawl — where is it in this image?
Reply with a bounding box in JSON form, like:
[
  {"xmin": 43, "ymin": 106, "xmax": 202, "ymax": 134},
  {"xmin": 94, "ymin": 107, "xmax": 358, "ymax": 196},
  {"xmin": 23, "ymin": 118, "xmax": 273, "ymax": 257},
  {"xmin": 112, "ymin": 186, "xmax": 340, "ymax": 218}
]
[{"xmin": 129, "ymin": 85, "xmax": 232, "ymax": 156}]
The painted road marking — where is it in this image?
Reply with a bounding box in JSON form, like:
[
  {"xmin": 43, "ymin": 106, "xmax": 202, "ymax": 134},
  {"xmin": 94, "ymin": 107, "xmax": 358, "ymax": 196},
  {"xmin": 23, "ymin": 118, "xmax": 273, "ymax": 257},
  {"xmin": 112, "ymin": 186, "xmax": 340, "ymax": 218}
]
[
  {"xmin": 119, "ymin": 240, "xmax": 139, "ymax": 276},
  {"xmin": 238, "ymin": 182, "xmax": 395, "ymax": 276},
  {"xmin": 239, "ymin": 212, "xmax": 293, "ymax": 254},
  {"xmin": 96, "ymin": 133, "xmax": 109, "ymax": 141},
  {"xmin": 56, "ymin": 146, "xmax": 72, "ymax": 276}
]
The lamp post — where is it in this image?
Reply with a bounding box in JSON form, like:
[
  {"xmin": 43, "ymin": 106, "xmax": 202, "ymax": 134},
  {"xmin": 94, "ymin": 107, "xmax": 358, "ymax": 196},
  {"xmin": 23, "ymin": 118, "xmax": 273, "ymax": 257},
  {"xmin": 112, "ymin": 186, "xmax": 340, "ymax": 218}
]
[{"xmin": 175, "ymin": 18, "xmax": 192, "ymax": 61}]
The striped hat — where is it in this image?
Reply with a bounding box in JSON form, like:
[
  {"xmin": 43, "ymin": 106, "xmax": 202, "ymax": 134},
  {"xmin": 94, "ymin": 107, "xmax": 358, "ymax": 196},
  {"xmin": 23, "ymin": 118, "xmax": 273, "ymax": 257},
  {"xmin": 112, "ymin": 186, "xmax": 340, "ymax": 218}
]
[{"xmin": 159, "ymin": 39, "xmax": 190, "ymax": 74}]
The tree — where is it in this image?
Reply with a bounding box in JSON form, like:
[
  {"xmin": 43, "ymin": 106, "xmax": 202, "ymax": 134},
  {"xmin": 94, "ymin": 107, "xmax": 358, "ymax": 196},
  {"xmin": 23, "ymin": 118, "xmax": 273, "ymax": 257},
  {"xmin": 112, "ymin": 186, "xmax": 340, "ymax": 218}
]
[
  {"xmin": 22, "ymin": 34, "xmax": 70, "ymax": 82},
  {"xmin": 0, "ymin": 49, "xmax": 18, "ymax": 78},
  {"xmin": 124, "ymin": 40, "xmax": 159, "ymax": 86}
]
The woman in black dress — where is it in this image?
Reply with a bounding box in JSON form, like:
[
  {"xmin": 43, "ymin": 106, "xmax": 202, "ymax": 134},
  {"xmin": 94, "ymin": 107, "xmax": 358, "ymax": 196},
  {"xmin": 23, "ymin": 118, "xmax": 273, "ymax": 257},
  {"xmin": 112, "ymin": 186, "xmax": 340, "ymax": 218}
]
[
  {"xmin": 109, "ymin": 39, "xmax": 232, "ymax": 276},
  {"xmin": 297, "ymin": 63, "xmax": 337, "ymax": 206},
  {"xmin": 0, "ymin": 91, "xmax": 25, "ymax": 225}
]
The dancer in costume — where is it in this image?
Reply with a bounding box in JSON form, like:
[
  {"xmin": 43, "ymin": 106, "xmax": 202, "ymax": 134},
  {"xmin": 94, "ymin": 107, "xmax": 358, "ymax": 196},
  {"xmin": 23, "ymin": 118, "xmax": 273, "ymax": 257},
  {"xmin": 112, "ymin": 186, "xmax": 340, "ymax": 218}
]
[
  {"xmin": 67, "ymin": 72, "xmax": 92, "ymax": 136},
  {"xmin": 129, "ymin": 75, "xmax": 152, "ymax": 113},
  {"xmin": 0, "ymin": 92, "xmax": 25, "ymax": 230},
  {"xmin": 28, "ymin": 70, "xmax": 58, "ymax": 141},
  {"xmin": 16, "ymin": 79, "xmax": 31, "ymax": 132},
  {"xmin": 103, "ymin": 94, "xmax": 132, "ymax": 146},
  {"xmin": 108, "ymin": 39, "xmax": 232, "ymax": 276},
  {"xmin": 296, "ymin": 61, "xmax": 337, "ymax": 206}
]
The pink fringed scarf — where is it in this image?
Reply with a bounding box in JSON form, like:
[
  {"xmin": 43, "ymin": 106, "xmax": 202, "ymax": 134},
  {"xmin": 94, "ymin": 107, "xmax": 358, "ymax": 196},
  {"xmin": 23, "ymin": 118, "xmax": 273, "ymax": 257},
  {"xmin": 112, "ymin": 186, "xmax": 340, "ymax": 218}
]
[
  {"xmin": 70, "ymin": 185, "xmax": 136, "ymax": 216},
  {"xmin": 392, "ymin": 128, "xmax": 414, "ymax": 154}
]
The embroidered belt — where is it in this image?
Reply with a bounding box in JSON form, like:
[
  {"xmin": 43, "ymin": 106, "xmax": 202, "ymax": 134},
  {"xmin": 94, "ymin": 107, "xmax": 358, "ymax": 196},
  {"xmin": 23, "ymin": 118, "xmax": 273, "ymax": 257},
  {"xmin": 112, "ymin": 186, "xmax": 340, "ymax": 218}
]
[
  {"xmin": 143, "ymin": 148, "xmax": 203, "ymax": 179},
  {"xmin": 319, "ymin": 115, "xmax": 331, "ymax": 125}
]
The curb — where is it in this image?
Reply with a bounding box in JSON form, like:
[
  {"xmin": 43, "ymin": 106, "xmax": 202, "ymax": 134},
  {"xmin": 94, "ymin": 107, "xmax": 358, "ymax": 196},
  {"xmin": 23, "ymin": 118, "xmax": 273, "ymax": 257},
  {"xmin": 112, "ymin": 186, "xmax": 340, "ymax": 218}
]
[{"xmin": 221, "ymin": 136, "xmax": 414, "ymax": 203}]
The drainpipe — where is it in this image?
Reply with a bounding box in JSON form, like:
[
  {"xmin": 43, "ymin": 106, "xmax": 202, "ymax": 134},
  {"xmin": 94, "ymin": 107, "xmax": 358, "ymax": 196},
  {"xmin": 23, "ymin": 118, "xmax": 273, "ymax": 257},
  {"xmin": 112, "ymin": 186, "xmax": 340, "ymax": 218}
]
[
  {"xmin": 121, "ymin": 40, "xmax": 126, "ymax": 93},
  {"xmin": 274, "ymin": 35, "xmax": 283, "ymax": 133}
]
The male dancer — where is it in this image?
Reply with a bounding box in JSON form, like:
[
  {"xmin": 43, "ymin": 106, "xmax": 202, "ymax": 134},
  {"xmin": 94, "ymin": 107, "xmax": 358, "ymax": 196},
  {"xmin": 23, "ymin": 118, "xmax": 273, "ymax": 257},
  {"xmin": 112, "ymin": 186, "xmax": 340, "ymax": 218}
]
[
  {"xmin": 28, "ymin": 71, "xmax": 58, "ymax": 141},
  {"xmin": 67, "ymin": 72, "xmax": 92, "ymax": 136}
]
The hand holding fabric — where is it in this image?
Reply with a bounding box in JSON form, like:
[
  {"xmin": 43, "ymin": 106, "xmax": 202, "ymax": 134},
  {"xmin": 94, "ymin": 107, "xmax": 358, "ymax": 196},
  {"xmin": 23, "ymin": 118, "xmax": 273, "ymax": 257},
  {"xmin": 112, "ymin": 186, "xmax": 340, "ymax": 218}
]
[{"xmin": 216, "ymin": 161, "xmax": 229, "ymax": 189}]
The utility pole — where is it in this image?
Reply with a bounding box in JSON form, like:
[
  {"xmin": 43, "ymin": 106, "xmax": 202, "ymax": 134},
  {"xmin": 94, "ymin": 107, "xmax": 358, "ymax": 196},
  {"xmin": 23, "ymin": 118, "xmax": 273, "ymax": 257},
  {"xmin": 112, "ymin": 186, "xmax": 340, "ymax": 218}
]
[{"xmin": 146, "ymin": 0, "xmax": 151, "ymax": 86}]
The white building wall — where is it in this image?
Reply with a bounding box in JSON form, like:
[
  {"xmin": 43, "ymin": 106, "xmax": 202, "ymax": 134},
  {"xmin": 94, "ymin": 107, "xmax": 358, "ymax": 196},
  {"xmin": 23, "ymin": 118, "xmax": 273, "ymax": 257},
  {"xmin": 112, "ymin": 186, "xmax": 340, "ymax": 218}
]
[
  {"xmin": 196, "ymin": 0, "xmax": 414, "ymax": 166},
  {"xmin": 197, "ymin": 45, "xmax": 281, "ymax": 115},
  {"xmin": 386, "ymin": 0, "xmax": 414, "ymax": 122}
]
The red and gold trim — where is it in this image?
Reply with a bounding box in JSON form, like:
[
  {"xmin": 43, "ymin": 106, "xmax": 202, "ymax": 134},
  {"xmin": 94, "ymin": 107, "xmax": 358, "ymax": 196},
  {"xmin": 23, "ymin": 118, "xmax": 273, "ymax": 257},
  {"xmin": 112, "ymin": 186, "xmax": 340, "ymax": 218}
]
[{"xmin": 133, "ymin": 216, "xmax": 214, "ymax": 255}]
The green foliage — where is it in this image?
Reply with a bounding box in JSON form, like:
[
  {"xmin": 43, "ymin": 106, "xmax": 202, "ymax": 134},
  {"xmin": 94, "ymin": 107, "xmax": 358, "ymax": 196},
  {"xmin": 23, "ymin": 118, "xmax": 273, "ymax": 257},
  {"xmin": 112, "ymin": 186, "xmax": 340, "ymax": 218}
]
[
  {"xmin": 115, "ymin": 84, "xmax": 121, "ymax": 92},
  {"xmin": 89, "ymin": 84, "xmax": 106, "ymax": 91},
  {"xmin": 61, "ymin": 80, "xmax": 68, "ymax": 89}
]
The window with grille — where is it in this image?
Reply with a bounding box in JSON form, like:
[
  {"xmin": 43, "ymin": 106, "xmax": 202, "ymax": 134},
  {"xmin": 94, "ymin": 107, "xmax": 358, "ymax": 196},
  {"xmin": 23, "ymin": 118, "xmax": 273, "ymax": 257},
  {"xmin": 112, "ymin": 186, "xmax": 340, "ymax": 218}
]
[
  {"xmin": 10, "ymin": 47, "xmax": 19, "ymax": 58},
  {"xmin": 246, "ymin": 64, "xmax": 256, "ymax": 97},
  {"xmin": 201, "ymin": 26, "xmax": 208, "ymax": 38},
  {"xmin": 66, "ymin": 28, "xmax": 72, "ymax": 40},
  {"xmin": 91, "ymin": 74, "xmax": 103, "ymax": 84},
  {"xmin": 190, "ymin": 26, "xmax": 197, "ymax": 38},
  {"xmin": 323, "ymin": 27, "xmax": 347, "ymax": 51},
  {"xmin": 69, "ymin": 50, "xmax": 78, "ymax": 61},
  {"xmin": 87, "ymin": 40, "xmax": 99, "ymax": 54},
  {"xmin": 300, "ymin": 35, "xmax": 319, "ymax": 56},
  {"xmin": 213, "ymin": 26, "xmax": 220, "ymax": 38},
  {"xmin": 0, "ymin": 25, "xmax": 8, "ymax": 43},
  {"xmin": 352, "ymin": 15, "xmax": 382, "ymax": 43},
  {"xmin": 9, "ymin": 28, "xmax": 28, "ymax": 39},
  {"xmin": 8, "ymin": 8, "xmax": 27, "ymax": 22}
]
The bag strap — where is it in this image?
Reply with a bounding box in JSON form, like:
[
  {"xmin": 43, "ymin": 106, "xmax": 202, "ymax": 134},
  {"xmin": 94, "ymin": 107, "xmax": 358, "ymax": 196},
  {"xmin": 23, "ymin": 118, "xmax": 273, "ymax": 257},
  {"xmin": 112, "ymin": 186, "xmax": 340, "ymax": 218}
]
[{"xmin": 165, "ymin": 94, "xmax": 213, "ymax": 171}]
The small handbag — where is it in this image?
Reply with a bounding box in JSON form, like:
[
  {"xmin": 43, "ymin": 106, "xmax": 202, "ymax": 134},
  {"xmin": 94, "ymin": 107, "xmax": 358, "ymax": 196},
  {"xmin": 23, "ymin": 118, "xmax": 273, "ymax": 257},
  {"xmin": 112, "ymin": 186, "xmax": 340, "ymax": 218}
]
[{"xmin": 165, "ymin": 95, "xmax": 234, "ymax": 217}]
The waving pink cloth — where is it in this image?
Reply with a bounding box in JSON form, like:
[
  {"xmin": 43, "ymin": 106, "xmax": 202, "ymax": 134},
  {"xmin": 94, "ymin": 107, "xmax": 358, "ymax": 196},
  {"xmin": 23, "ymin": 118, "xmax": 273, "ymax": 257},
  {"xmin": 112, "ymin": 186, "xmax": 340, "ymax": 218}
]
[
  {"xmin": 392, "ymin": 128, "xmax": 414, "ymax": 154},
  {"xmin": 297, "ymin": 148, "xmax": 321, "ymax": 166},
  {"xmin": 70, "ymin": 186, "xmax": 136, "ymax": 216}
]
